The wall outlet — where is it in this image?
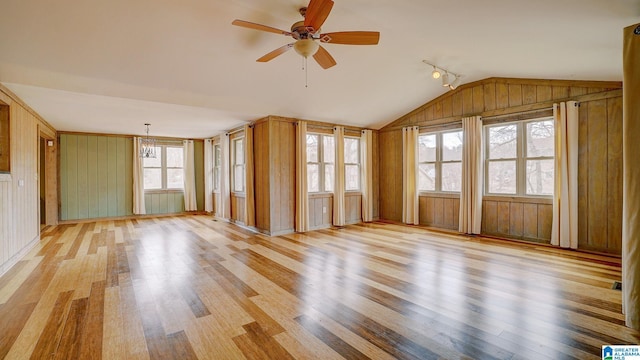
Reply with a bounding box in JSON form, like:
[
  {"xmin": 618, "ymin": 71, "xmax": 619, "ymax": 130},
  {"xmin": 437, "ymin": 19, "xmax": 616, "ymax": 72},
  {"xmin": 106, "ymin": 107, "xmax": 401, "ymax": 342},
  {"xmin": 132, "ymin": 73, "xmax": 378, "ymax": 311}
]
[
  {"xmin": 18, "ymin": 179, "xmax": 24, "ymax": 187},
  {"xmin": 322, "ymin": 206, "xmax": 327, "ymax": 214}
]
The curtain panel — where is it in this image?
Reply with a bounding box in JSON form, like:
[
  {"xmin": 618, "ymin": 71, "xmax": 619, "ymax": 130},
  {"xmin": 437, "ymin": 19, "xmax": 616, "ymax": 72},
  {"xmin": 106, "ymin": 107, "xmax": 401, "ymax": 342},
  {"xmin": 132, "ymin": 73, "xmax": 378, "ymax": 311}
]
[
  {"xmin": 183, "ymin": 140, "xmax": 198, "ymax": 211},
  {"xmin": 132, "ymin": 137, "xmax": 146, "ymax": 215},
  {"xmin": 219, "ymin": 134, "xmax": 231, "ymax": 220},
  {"xmin": 361, "ymin": 129, "xmax": 374, "ymax": 222},
  {"xmin": 204, "ymin": 139, "xmax": 214, "ymax": 212},
  {"xmin": 459, "ymin": 116, "xmax": 483, "ymax": 234},
  {"xmin": 295, "ymin": 121, "xmax": 309, "ymax": 232},
  {"xmin": 402, "ymin": 126, "xmax": 419, "ymax": 225},
  {"xmin": 550, "ymin": 101, "xmax": 579, "ymax": 249},
  {"xmin": 333, "ymin": 126, "xmax": 346, "ymax": 226},
  {"xmin": 244, "ymin": 125, "xmax": 256, "ymax": 227},
  {"xmin": 622, "ymin": 22, "xmax": 640, "ymax": 329}
]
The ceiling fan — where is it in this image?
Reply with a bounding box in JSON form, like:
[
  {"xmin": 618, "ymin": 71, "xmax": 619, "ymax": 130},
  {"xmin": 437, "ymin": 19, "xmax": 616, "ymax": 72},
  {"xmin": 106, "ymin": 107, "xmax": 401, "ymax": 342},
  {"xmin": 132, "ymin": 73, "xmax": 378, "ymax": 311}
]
[{"xmin": 232, "ymin": 0, "xmax": 380, "ymax": 69}]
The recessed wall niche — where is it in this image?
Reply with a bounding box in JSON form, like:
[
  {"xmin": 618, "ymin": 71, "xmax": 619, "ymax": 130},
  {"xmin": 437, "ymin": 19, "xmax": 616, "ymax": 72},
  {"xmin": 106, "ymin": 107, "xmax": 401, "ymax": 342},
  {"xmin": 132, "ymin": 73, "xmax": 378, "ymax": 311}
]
[{"xmin": 0, "ymin": 103, "xmax": 9, "ymax": 172}]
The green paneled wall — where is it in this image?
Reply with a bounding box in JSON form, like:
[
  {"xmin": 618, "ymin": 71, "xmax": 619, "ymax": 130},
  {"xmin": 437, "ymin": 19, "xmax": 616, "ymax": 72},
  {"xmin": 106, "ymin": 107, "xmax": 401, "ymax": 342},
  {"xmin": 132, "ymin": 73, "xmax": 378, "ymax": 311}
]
[
  {"xmin": 60, "ymin": 134, "xmax": 205, "ymax": 221},
  {"xmin": 60, "ymin": 134, "xmax": 133, "ymax": 220}
]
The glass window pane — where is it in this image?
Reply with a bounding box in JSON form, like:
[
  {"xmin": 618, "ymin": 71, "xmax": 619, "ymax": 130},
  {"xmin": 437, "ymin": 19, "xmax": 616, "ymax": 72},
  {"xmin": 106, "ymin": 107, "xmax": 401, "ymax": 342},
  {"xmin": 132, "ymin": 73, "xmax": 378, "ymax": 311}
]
[
  {"xmin": 307, "ymin": 164, "xmax": 319, "ymax": 192},
  {"xmin": 344, "ymin": 138, "xmax": 359, "ymax": 164},
  {"xmin": 143, "ymin": 147, "xmax": 162, "ymax": 167},
  {"xmin": 527, "ymin": 120, "xmax": 554, "ymax": 157},
  {"xmin": 324, "ymin": 164, "xmax": 334, "ymax": 192},
  {"xmin": 214, "ymin": 168, "xmax": 220, "ymax": 191},
  {"xmin": 144, "ymin": 168, "xmax": 162, "ymax": 189},
  {"xmin": 526, "ymin": 159, "xmax": 554, "ymax": 195},
  {"xmin": 489, "ymin": 125, "xmax": 517, "ymax": 159},
  {"xmin": 419, "ymin": 134, "xmax": 436, "ymax": 162},
  {"xmin": 307, "ymin": 134, "xmax": 319, "ymax": 163},
  {"xmin": 442, "ymin": 131, "xmax": 463, "ymax": 161},
  {"xmin": 214, "ymin": 145, "xmax": 221, "ymax": 166},
  {"xmin": 234, "ymin": 139, "xmax": 244, "ymax": 165},
  {"xmin": 345, "ymin": 164, "xmax": 360, "ymax": 190},
  {"xmin": 418, "ymin": 163, "xmax": 435, "ymax": 191},
  {"xmin": 488, "ymin": 160, "xmax": 517, "ymax": 194},
  {"xmin": 167, "ymin": 168, "xmax": 184, "ymax": 189},
  {"xmin": 166, "ymin": 147, "xmax": 183, "ymax": 168},
  {"xmin": 234, "ymin": 165, "xmax": 244, "ymax": 192},
  {"xmin": 323, "ymin": 136, "xmax": 335, "ymax": 163},
  {"xmin": 442, "ymin": 162, "xmax": 462, "ymax": 192}
]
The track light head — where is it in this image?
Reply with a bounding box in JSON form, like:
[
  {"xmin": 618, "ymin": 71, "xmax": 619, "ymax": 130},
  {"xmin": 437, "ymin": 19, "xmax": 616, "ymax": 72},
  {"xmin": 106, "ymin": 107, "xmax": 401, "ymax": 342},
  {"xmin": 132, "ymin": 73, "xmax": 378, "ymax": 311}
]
[
  {"xmin": 431, "ymin": 66, "xmax": 441, "ymax": 79},
  {"xmin": 449, "ymin": 75, "xmax": 461, "ymax": 90},
  {"xmin": 441, "ymin": 72, "xmax": 450, "ymax": 87}
]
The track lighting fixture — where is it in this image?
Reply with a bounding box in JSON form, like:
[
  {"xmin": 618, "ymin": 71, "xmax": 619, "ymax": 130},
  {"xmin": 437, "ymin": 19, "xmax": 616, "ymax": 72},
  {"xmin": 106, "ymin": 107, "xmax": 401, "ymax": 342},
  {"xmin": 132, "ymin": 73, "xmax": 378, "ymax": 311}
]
[{"xmin": 422, "ymin": 60, "xmax": 462, "ymax": 91}]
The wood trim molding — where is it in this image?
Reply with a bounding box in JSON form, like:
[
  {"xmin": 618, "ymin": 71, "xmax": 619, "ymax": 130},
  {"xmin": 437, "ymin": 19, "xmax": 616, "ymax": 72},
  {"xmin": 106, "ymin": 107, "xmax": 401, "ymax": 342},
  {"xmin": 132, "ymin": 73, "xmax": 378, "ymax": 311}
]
[{"xmin": 0, "ymin": 84, "xmax": 57, "ymax": 135}]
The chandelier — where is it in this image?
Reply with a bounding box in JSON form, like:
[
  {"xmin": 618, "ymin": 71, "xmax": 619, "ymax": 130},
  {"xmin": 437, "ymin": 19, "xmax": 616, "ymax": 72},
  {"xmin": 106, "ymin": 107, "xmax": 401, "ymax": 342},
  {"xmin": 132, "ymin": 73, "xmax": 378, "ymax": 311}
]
[{"xmin": 139, "ymin": 123, "xmax": 157, "ymax": 158}]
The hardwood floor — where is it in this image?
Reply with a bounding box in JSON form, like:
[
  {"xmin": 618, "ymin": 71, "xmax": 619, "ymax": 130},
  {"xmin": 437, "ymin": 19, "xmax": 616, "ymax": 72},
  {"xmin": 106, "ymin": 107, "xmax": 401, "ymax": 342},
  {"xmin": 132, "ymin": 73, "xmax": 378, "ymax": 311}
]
[{"xmin": 0, "ymin": 215, "xmax": 638, "ymax": 359}]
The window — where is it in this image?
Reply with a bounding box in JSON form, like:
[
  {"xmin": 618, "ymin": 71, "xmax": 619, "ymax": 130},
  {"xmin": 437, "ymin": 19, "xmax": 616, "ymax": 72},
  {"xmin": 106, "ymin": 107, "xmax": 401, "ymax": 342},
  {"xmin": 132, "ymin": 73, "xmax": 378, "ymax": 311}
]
[
  {"xmin": 0, "ymin": 104, "xmax": 9, "ymax": 173},
  {"xmin": 418, "ymin": 130, "xmax": 462, "ymax": 192},
  {"xmin": 307, "ymin": 134, "xmax": 335, "ymax": 193},
  {"xmin": 344, "ymin": 137, "xmax": 360, "ymax": 191},
  {"xmin": 485, "ymin": 118, "xmax": 554, "ymax": 196},
  {"xmin": 232, "ymin": 138, "xmax": 245, "ymax": 192},
  {"xmin": 213, "ymin": 144, "xmax": 221, "ymax": 191},
  {"xmin": 143, "ymin": 145, "xmax": 184, "ymax": 190}
]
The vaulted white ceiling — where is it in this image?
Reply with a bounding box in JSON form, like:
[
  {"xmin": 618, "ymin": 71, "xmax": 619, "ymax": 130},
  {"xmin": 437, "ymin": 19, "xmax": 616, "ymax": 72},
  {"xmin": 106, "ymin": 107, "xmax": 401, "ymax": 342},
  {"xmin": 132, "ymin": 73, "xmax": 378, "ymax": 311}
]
[{"xmin": 1, "ymin": 0, "xmax": 638, "ymax": 138}]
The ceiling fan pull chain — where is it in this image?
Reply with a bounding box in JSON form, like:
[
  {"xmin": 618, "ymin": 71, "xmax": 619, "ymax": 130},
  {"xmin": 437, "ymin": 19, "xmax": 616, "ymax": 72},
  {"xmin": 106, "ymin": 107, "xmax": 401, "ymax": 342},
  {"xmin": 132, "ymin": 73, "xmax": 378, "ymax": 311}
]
[{"xmin": 305, "ymin": 57, "xmax": 309, "ymax": 88}]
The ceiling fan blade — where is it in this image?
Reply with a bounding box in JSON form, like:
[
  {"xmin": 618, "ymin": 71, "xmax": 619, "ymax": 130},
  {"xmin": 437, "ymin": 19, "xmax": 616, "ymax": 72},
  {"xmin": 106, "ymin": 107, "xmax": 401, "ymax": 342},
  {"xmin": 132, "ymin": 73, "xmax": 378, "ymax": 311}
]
[
  {"xmin": 313, "ymin": 45, "xmax": 337, "ymax": 69},
  {"xmin": 320, "ymin": 31, "xmax": 380, "ymax": 45},
  {"xmin": 257, "ymin": 43, "xmax": 294, "ymax": 62},
  {"xmin": 232, "ymin": 19, "xmax": 291, "ymax": 36},
  {"xmin": 304, "ymin": 0, "xmax": 334, "ymax": 32}
]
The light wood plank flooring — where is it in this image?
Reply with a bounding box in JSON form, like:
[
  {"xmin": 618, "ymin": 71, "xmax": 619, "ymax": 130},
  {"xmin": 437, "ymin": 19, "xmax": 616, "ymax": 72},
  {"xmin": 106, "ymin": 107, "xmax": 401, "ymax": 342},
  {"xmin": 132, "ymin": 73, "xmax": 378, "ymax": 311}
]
[{"xmin": 0, "ymin": 215, "xmax": 638, "ymax": 359}]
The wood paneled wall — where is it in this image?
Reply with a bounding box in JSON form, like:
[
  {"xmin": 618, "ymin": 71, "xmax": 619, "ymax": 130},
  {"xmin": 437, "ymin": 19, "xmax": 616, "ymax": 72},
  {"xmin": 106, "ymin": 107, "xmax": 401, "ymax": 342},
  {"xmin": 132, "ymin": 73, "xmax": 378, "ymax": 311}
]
[
  {"xmin": 482, "ymin": 197, "xmax": 553, "ymax": 242},
  {"xmin": 0, "ymin": 87, "xmax": 56, "ymax": 276},
  {"xmin": 0, "ymin": 105, "xmax": 9, "ymax": 172},
  {"xmin": 145, "ymin": 192, "xmax": 185, "ymax": 214},
  {"xmin": 419, "ymin": 195, "xmax": 460, "ymax": 230},
  {"xmin": 231, "ymin": 193, "xmax": 246, "ymax": 224},
  {"xmin": 59, "ymin": 134, "xmax": 133, "ymax": 220},
  {"xmin": 578, "ymin": 96, "xmax": 623, "ymax": 254},
  {"xmin": 253, "ymin": 117, "xmax": 296, "ymax": 235},
  {"xmin": 309, "ymin": 194, "xmax": 333, "ymax": 230},
  {"xmin": 379, "ymin": 77, "xmax": 623, "ymax": 254},
  {"xmin": 345, "ymin": 193, "xmax": 362, "ymax": 225}
]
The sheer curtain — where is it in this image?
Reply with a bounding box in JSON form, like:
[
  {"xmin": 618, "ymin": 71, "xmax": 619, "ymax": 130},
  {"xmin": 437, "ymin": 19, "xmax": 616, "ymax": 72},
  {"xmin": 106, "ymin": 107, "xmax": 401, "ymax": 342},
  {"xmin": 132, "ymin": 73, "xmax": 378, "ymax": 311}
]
[
  {"xmin": 132, "ymin": 137, "xmax": 146, "ymax": 215},
  {"xmin": 183, "ymin": 140, "xmax": 197, "ymax": 211},
  {"xmin": 361, "ymin": 129, "xmax": 374, "ymax": 222},
  {"xmin": 402, "ymin": 126, "xmax": 419, "ymax": 225},
  {"xmin": 204, "ymin": 139, "xmax": 214, "ymax": 212},
  {"xmin": 459, "ymin": 116, "xmax": 483, "ymax": 234},
  {"xmin": 295, "ymin": 121, "xmax": 309, "ymax": 232},
  {"xmin": 333, "ymin": 126, "xmax": 346, "ymax": 226},
  {"xmin": 220, "ymin": 134, "xmax": 231, "ymax": 220},
  {"xmin": 551, "ymin": 101, "xmax": 578, "ymax": 249},
  {"xmin": 244, "ymin": 125, "xmax": 256, "ymax": 227}
]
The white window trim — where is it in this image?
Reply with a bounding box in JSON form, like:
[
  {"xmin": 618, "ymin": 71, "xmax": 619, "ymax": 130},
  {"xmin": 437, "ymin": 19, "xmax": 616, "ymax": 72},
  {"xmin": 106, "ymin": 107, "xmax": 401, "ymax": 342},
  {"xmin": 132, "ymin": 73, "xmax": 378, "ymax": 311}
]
[
  {"xmin": 484, "ymin": 117, "xmax": 554, "ymax": 198},
  {"xmin": 344, "ymin": 136, "xmax": 361, "ymax": 192},
  {"xmin": 144, "ymin": 144, "xmax": 184, "ymax": 192},
  {"xmin": 307, "ymin": 133, "xmax": 335, "ymax": 194},
  {"xmin": 213, "ymin": 144, "xmax": 221, "ymax": 192},
  {"xmin": 232, "ymin": 137, "xmax": 245, "ymax": 193},
  {"xmin": 418, "ymin": 129, "xmax": 462, "ymax": 194}
]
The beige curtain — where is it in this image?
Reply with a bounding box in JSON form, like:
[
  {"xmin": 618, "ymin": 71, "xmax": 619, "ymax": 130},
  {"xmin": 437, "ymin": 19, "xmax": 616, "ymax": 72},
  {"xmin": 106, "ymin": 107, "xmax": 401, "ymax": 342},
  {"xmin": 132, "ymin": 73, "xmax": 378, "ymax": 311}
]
[
  {"xmin": 244, "ymin": 125, "xmax": 256, "ymax": 227},
  {"xmin": 333, "ymin": 126, "xmax": 346, "ymax": 226},
  {"xmin": 361, "ymin": 129, "xmax": 374, "ymax": 222},
  {"xmin": 550, "ymin": 101, "xmax": 578, "ymax": 249},
  {"xmin": 402, "ymin": 126, "xmax": 419, "ymax": 225},
  {"xmin": 183, "ymin": 140, "xmax": 198, "ymax": 211},
  {"xmin": 132, "ymin": 137, "xmax": 146, "ymax": 215},
  {"xmin": 623, "ymin": 23, "xmax": 640, "ymax": 330},
  {"xmin": 220, "ymin": 134, "xmax": 231, "ymax": 220},
  {"xmin": 295, "ymin": 121, "xmax": 309, "ymax": 232},
  {"xmin": 459, "ymin": 116, "xmax": 483, "ymax": 234},
  {"xmin": 204, "ymin": 139, "xmax": 214, "ymax": 212}
]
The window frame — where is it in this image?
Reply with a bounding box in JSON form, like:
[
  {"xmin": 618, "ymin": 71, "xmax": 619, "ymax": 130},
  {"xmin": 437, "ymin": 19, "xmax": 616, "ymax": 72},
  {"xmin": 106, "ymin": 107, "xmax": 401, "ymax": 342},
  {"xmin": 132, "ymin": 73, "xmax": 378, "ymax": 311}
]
[
  {"xmin": 484, "ymin": 117, "xmax": 554, "ymax": 197},
  {"xmin": 213, "ymin": 143, "xmax": 221, "ymax": 192},
  {"xmin": 232, "ymin": 137, "xmax": 245, "ymax": 193},
  {"xmin": 418, "ymin": 129, "xmax": 463, "ymax": 193},
  {"xmin": 306, "ymin": 133, "xmax": 335, "ymax": 194},
  {"xmin": 344, "ymin": 136, "xmax": 361, "ymax": 192},
  {"xmin": 143, "ymin": 144, "xmax": 184, "ymax": 192}
]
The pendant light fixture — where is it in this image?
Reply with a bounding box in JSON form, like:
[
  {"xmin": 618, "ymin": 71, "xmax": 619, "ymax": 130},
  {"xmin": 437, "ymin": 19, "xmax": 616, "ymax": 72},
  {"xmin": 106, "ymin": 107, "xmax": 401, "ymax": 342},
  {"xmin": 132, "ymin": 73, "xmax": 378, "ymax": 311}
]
[{"xmin": 139, "ymin": 123, "xmax": 157, "ymax": 158}]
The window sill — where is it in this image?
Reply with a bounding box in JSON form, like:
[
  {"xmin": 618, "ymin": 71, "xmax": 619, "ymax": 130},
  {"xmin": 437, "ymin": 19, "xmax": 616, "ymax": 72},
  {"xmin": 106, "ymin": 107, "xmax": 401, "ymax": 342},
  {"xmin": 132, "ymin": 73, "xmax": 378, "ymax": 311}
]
[
  {"xmin": 309, "ymin": 192, "xmax": 333, "ymax": 199},
  {"xmin": 419, "ymin": 192, "xmax": 460, "ymax": 198},
  {"xmin": 144, "ymin": 189, "xmax": 184, "ymax": 194},
  {"xmin": 0, "ymin": 173, "xmax": 11, "ymax": 182},
  {"xmin": 483, "ymin": 195, "xmax": 552, "ymax": 204}
]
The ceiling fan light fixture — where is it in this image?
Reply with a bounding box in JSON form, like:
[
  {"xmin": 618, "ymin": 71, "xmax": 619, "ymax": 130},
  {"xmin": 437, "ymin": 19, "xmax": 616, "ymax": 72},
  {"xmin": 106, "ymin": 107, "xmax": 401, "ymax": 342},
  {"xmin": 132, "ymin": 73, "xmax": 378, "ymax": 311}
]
[{"xmin": 294, "ymin": 39, "xmax": 320, "ymax": 58}]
